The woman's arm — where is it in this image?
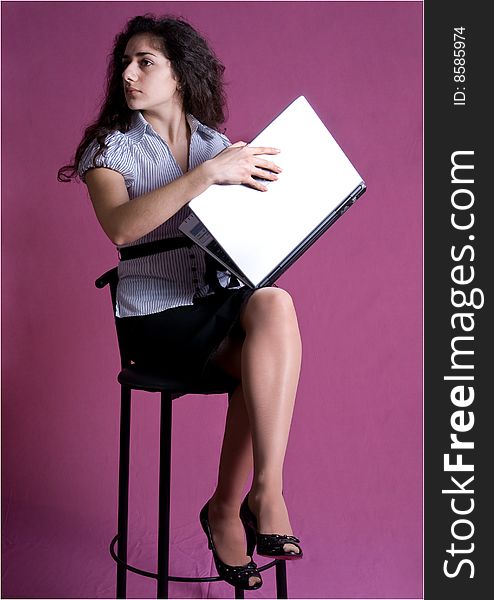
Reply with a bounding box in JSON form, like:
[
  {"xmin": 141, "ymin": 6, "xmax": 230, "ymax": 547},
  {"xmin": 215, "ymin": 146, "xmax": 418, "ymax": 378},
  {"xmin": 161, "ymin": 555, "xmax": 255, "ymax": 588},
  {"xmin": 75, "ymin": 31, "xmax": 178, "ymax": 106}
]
[{"xmin": 85, "ymin": 143, "xmax": 281, "ymax": 246}]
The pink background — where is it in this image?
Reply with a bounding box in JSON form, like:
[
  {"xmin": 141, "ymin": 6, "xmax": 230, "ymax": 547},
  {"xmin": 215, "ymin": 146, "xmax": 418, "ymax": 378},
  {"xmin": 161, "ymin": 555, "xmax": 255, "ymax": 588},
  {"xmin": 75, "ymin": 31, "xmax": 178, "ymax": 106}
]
[{"xmin": 1, "ymin": 1, "xmax": 423, "ymax": 598}]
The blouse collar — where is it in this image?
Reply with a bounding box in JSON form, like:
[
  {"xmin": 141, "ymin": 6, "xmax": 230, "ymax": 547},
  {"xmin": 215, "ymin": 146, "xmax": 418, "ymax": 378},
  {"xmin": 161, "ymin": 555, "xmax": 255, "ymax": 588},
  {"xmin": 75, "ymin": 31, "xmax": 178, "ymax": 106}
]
[{"xmin": 126, "ymin": 110, "xmax": 214, "ymax": 144}]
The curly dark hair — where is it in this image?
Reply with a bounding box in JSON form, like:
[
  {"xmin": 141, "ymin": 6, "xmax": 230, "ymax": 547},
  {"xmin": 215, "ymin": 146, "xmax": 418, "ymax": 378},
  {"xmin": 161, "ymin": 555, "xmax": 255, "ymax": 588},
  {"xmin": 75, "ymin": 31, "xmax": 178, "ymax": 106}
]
[{"xmin": 58, "ymin": 14, "xmax": 227, "ymax": 182}]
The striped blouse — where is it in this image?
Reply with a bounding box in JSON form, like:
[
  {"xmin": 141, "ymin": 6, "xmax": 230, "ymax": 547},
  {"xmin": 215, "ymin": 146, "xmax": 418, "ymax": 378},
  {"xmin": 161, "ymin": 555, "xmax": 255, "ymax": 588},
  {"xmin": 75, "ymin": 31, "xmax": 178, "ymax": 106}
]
[{"xmin": 78, "ymin": 110, "xmax": 242, "ymax": 317}]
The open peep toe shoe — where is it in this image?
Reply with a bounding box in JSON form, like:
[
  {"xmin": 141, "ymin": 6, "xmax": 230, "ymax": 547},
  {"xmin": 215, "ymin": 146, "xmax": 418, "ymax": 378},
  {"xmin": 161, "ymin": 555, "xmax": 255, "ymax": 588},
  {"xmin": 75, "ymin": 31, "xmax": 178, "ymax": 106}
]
[
  {"xmin": 239, "ymin": 494, "xmax": 303, "ymax": 560},
  {"xmin": 199, "ymin": 501, "xmax": 263, "ymax": 591}
]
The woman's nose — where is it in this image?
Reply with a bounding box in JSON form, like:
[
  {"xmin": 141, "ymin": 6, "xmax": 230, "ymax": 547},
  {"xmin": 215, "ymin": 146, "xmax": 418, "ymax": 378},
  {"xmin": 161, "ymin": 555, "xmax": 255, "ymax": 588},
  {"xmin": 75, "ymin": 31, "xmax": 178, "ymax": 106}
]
[{"xmin": 123, "ymin": 63, "xmax": 137, "ymax": 82}]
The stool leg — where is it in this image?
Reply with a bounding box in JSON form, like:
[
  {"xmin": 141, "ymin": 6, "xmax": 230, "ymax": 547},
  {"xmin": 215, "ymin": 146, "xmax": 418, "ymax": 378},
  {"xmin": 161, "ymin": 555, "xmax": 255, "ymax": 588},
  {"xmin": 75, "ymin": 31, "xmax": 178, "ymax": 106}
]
[
  {"xmin": 275, "ymin": 560, "xmax": 288, "ymax": 599},
  {"xmin": 157, "ymin": 393, "xmax": 173, "ymax": 599},
  {"xmin": 116, "ymin": 386, "xmax": 132, "ymax": 599},
  {"xmin": 234, "ymin": 586, "xmax": 245, "ymax": 599}
]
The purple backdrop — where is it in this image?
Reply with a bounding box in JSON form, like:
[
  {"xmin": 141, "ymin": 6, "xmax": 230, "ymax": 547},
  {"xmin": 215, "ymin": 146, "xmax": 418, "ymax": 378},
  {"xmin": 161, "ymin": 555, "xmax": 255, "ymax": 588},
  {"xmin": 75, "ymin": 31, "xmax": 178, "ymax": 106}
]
[{"xmin": 1, "ymin": 1, "xmax": 423, "ymax": 598}]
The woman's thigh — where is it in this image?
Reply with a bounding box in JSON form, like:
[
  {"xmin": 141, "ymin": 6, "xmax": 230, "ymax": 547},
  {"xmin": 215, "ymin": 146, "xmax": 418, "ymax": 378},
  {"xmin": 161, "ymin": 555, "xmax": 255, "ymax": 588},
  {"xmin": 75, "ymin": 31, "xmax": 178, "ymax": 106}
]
[
  {"xmin": 209, "ymin": 327, "xmax": 244, "ymax": 380},
  {"xmin": 209, "ymin": 286, "xmax": 299, "ymax": 379}
]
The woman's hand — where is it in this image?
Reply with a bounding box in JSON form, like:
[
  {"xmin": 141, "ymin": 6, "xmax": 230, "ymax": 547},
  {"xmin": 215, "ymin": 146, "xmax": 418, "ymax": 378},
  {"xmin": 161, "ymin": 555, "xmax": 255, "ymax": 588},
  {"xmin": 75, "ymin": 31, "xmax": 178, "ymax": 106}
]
[{"xmin": 203, "ymin": 142, "xmax": 282, "ymax": 191}]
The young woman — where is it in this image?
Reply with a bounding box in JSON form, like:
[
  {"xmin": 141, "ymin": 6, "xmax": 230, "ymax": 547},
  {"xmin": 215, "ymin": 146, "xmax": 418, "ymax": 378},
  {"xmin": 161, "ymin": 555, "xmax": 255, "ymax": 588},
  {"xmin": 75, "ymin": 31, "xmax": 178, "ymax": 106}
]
[{"xmin": 59, "ymin": 15, "xmax": 303, "ymax": 590}]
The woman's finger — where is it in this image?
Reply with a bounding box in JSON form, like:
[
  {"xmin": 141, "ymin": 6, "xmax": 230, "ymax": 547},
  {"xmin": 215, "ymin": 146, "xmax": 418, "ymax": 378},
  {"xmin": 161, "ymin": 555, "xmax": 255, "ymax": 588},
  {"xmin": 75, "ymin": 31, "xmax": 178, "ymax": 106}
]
[
  {"xmin": 245, "ymin": 177, "xmax": 268, "ymax": 192},
  {"xmin": 248, "ymin": 146, "xmax": 281, "ymax": 156},
  {"xmin": 252, "ymin": 167, "xmax": 279, "ymax": 181},
  {"xmin": 255, "ymin": 158, "xmax": 283, "ymax": 173}
]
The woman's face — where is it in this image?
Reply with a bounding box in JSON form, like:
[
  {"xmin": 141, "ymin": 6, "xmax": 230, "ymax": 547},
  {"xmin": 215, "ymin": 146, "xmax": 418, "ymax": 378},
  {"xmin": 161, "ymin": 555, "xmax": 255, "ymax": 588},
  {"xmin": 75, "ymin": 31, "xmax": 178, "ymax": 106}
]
[{"xmin": 122, "ymin": 34, "xmax": 181, "ymax": 113}]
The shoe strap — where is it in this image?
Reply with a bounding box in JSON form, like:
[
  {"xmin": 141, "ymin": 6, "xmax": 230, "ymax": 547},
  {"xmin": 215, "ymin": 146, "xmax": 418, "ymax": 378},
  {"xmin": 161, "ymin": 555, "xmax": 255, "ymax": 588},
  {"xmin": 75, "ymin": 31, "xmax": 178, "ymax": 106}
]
[
  {"xmin": 257, "ymin": 533, "xmax": 300, "ymax": 544},
  {"xmin": 220, "ymin": 559, "xmax": 258, "ymax": 573}
]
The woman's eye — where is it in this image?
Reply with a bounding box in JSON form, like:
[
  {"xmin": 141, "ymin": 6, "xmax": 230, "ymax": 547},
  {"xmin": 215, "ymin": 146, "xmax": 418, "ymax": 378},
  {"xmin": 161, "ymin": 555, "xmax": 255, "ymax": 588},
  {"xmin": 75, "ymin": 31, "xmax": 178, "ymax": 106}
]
[{"xmin": 141, "ymin": 59, "xmax": 153, "ymax": 67}]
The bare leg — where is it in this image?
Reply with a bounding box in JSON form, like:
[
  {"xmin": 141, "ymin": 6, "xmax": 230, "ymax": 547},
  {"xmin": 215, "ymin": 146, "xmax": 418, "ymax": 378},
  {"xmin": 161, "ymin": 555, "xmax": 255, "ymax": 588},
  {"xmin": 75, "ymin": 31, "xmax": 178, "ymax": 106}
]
[
  {"xmin": 208, "ymin": 287, "xmax": 302, "ymax": 564},
  {"xmin": 239, "ymin": 288, "xmax": 302, "ymax": 549},
  {"xmin": 207, "ymin": 383, "xmax": 261, "ymax": 586}
]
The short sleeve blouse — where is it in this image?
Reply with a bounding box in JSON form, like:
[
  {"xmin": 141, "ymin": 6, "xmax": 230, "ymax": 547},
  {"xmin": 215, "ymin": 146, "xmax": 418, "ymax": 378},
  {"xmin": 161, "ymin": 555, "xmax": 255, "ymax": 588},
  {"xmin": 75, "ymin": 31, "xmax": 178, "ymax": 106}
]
[{"xmin": 78, "ymin": 111, "xmax": 239, "ymax": 318}]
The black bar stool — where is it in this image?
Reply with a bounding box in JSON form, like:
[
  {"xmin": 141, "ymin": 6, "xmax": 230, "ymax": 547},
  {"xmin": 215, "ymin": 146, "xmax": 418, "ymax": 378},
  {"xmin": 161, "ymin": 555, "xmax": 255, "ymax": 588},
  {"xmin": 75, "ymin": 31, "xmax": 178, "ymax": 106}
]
[{"xmin": 96, "ymin": 268, "xmax": 289, "ymax": 599}]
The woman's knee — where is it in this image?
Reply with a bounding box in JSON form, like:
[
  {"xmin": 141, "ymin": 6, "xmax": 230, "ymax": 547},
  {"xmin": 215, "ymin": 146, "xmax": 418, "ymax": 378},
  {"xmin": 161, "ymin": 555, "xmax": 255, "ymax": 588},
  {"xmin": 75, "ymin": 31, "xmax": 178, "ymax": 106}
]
[{"xmin": 241, "ymin": 287, "xmax": 299, "ymax": 330}]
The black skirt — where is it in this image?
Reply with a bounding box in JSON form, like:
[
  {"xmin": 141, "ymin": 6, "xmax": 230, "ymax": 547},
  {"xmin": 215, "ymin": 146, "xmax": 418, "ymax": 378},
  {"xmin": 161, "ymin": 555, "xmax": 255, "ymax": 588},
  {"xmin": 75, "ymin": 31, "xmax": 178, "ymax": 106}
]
[{"xmin": 115, "ymin": 287, "xmax": 255, "ymax": 384}]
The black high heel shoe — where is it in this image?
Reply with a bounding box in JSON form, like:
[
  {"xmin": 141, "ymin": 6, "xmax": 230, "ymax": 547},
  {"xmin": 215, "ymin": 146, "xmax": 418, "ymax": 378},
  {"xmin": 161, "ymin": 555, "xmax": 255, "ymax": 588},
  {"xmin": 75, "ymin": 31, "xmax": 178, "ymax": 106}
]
[
  {"xmin": 239, "ymin": 494, "xmax": 303, "ymax": 560},
  {"xmin": 199, "ymin": 501, "xmax": 263, "ymax": 590}
]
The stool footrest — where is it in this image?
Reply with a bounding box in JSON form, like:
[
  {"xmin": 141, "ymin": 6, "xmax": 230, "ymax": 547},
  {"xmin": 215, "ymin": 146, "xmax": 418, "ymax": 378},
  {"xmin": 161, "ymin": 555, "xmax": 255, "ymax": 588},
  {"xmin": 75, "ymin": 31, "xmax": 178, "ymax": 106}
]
[{"xmin": 110, "ymin": 534, "xmax": 279, "ymax": 582}]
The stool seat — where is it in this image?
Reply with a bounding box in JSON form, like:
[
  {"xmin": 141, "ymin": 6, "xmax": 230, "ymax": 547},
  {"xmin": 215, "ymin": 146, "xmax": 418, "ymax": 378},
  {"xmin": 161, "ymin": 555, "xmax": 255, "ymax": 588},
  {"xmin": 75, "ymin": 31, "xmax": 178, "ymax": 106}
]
[{"xmin": 118, "ymin": 365, "xmax": 236, "ymax": 394}]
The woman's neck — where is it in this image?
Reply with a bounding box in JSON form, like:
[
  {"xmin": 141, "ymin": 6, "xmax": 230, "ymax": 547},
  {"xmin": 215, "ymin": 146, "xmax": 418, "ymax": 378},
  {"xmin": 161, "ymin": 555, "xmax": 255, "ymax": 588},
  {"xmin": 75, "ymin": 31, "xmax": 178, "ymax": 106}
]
[{"xmin": 142, "ymin": 101, "xmax": 187, "ymax": 145}]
